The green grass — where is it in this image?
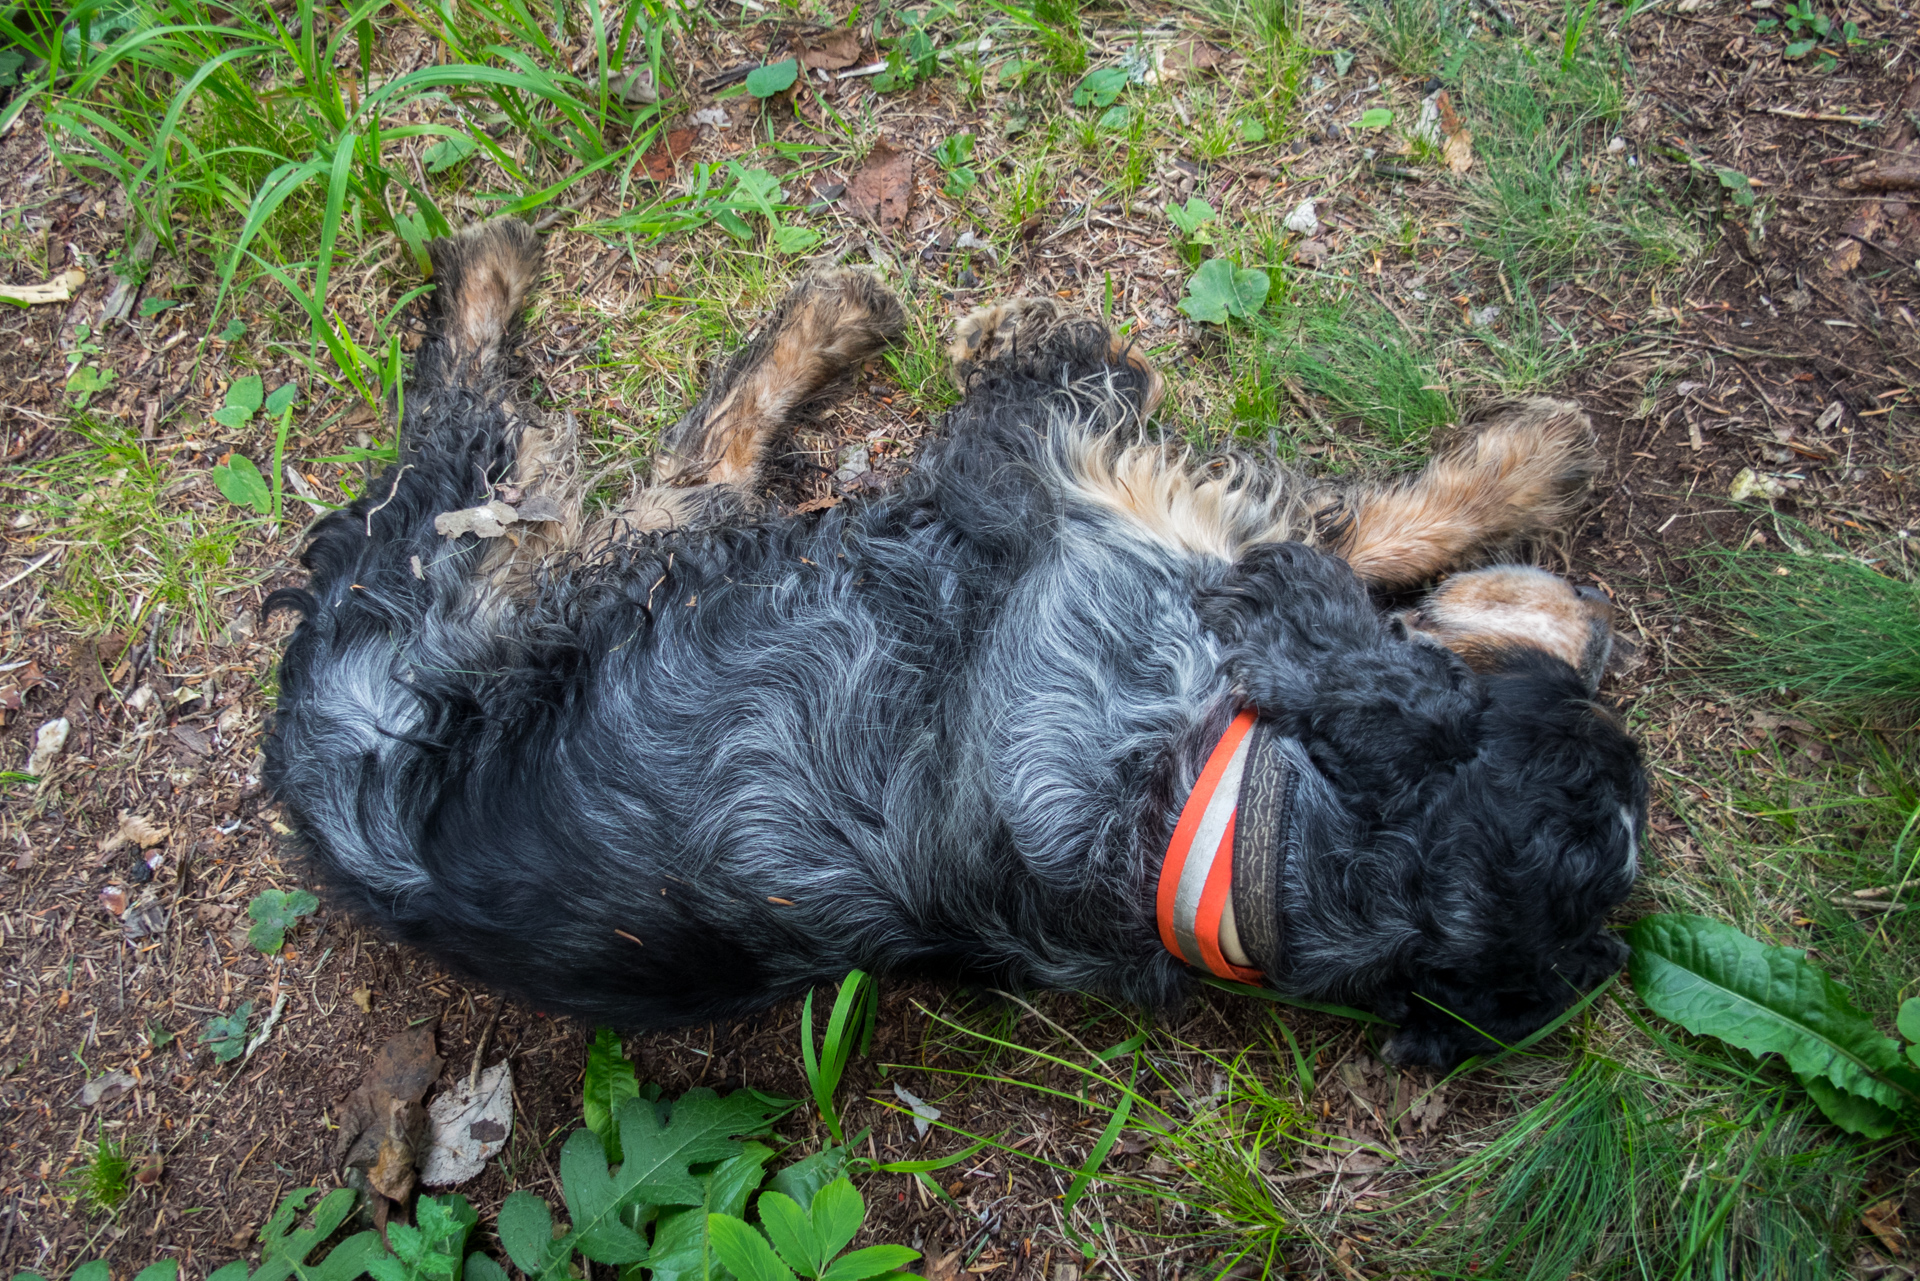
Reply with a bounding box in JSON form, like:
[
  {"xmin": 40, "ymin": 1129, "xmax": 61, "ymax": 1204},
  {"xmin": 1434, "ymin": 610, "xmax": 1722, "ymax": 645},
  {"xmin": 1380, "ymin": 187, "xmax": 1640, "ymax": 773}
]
[
  {"xmin": 1404, "ymin": 1055, "xmax": 1877, "ymax": 1279},
  {"xmin": 8, "ymin": 418, "xmax": 261, "ymax": 646},
  {"xmin": 1453, "ymin": 25, "xmax": 1699, "ymax": 280},
  {"xmin": 27, "ymin": 0, "xmax": 670, "ymax": 403},
  {"xmin": 1690, "ymin": 528, "xmax": 1920, "ymax": 715},
  {"xmin": 1251, "ymin": 294, "xmax": 1454, "ymax": 447},
  {"xmin": 64, "ymin": 1129, "xmax": 132, "ymax": 1215}
]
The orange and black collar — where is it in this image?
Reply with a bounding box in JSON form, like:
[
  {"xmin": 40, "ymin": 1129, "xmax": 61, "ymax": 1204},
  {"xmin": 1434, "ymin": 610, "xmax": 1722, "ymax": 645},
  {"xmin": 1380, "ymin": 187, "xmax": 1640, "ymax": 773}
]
[{"xmin": 1156, "ymin": 709, "xmax": 1297, "ymax": 983}]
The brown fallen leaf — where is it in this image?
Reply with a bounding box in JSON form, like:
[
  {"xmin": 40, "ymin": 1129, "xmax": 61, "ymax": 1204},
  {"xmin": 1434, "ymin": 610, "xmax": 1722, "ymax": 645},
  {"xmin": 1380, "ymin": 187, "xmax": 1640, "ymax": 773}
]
[
  {"xmin": 640, "ymin": 127, "xmax": 699, "ymax": 183},
  {"xmin": 921, "ymin": 1248, "xmax": 964, "ymax": 1281},
  {"xmin": 99, "ymin": 810, "xmax": 170, "ymax": 860},
  {"xmin": 133, "ymin": 1152, "xmax": 165, "ymax": 1186},
  {"xmin": 1434, "ymin": 89, "xmax": 1462, "ymax": 136},
  {"xmin": 1865, "ymin": 1199, "xmax": 1908, "ymax": 1257},
  {"xmin": 797, "ymin": 28, "xmax": 865, "ymax": 71},
  {"xmin": 0, "ymin": 267, "xmax": 86, "ymax": 306},
  {"xmin": 335, "ymin": 1020, "xmax": 444, "ymax": 1206},
  {"xmin": 0, "ymin": 660, "xmax": 46, "ymax": 724},
  {"xmin": 845, "ymin": 139, "xmax": 913, "ymax": 229},
  {"xmin": 1159, "ymin": 37, "xmax": 1223, "ymax": 80},
  {"xmin": 1443, "ymin": 128, "xmax": 1474, "ymax": 176}
]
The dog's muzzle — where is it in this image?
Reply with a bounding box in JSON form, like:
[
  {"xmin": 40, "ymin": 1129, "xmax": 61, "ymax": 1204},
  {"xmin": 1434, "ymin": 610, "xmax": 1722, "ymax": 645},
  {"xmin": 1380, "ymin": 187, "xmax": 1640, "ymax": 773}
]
[{"xmin": 1155, "ymin": 710, "xmax": 1297, "ymax": 983}]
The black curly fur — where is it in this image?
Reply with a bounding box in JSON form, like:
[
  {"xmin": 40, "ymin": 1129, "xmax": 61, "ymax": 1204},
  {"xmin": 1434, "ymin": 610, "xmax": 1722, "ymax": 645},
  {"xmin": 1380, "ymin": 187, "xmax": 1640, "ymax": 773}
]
[{"xmin": 265, "ymin": 228, "xmax": 1646, "ymax": 1067}]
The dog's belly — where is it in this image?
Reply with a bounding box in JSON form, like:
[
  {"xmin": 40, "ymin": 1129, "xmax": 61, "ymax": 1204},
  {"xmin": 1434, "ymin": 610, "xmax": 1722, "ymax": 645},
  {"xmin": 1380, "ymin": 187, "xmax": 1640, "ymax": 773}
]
[{"xmin": 278, "ymin": 506, "xmax": 1229, "ymax": 1024}]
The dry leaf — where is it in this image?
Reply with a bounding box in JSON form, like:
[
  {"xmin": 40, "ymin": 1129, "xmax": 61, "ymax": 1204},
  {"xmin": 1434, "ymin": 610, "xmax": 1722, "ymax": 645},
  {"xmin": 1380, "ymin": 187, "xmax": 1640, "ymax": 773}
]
[
  {"xmin": 79, "ymin": 1069, "xmax": 139, "ymax": 1107},
  {"xmin": 335, "ymin": 1020, "xmax": 444, "ymax": 1205},
  {"xmin": 1443, "ymin": 128, "xmax": 1474, "ymax": 175},
  {"xmin": 133, "ymin": 1152, "xmax": 165, "ymax": 1186},
  {"xmin": 846, "ymin": 140, "xmax": 913, "ymax": 229},
  {"xmin": 1158, "ymin": 37, "xmax": 1223, "ymax": 81},
  {"xmin": 641, "ymin": 127, "xmax": 698, "ymax": 183},
  {"xmin": 797, "ymin": 28, "xmax": 865, "ymax": 70},
  {"xmin": 421, "ymin": 1061, "xmax": 514, "ymax": 1187},
  {"xmin": 27, "ymin": 717, "xmax": 69, "ymax": 775},
  {"xmin": 0, "ymin": 268, "xmax": 86, "ymax": 306},
  {"xmin": 100, "ymin": 810, "xmax": 170, "ymax": 858},
  {"xmin": 435, "ymin": 500, "xmax": 521, "ymax": 539},
  {"xmin": 1865, "ymin": 1200, "xmax": 1908, "ymax": 1257}
]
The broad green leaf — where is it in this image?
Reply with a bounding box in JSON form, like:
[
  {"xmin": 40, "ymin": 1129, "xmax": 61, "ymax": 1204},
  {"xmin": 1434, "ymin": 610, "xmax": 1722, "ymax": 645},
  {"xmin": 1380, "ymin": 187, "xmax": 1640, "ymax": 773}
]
[
  {"xmin": 1784, "ymin": 37, "xmax": 1817, "ymax": 56},
  {"xmin": 211, "ymin": 405, "xmax": 255, "ymax": 430},
  {"xmin": 1626, "ymin": 914, "xmax": 1916, "ymax": 1113},
  {"xmin": 708, "ymin": 1215, "xmax": 795, "ymax": 1281},
  {"xmin": 1166, "ymin": 198, "xmax": 1215, "ymax": 238},
  {"xmin": 819, "ymin": 1246, "xmax": 920, "ymax": 1281},
  {"xmin": 766, "ymin": 1146, "xmax": 848, "ymax": 1210},
  {"xmin": 757, "ymin": 1191, "xmax": 824, "ymax": 1278},
  {"xmin": 1715, "ymin": 168, "xmax": 1756, "ymax": 208},
  {"xmin": 1357, "ymin": 107, "xmax": 1393, "ymax": 129},
  {"xmin": 1072, "ymin": 65, "xmax": 1129, "ymax": 108},
  {"xmin": 464, "ymin": 1255, "xmax": 510, "ymax": 1281},
  {"xmin": 266, "ymin": 382, "xmax": 299, "ymax": 416},
  {"xmin": 932, "ymin": 133, "xmax": 975, "ymax": 169},
  {"xmin": 423, "ymin": 134, "xmax": 478, "ymax": 173},
  {"xmin": 1098, "ymin": 104, "xmax": 1130, "ymax": 131},
  {"xmin": 1799, "ymin": 1072, "xmax": 1902, "ymax": 1137},
  {"xmin": 714, "ymin": 209, "xmax": 755, "ymax": 242},
  {"xmin": 212, "ymin": 454, "xmax": 272, "ymax": 514},
  {"xmin": 70, "ymin": 1266, "xmax": 110, "ymax": 1281},
  {"xmin": 226, "ymin": 374, "xmax": 265, "ymax": 415},
  {"xmin": 941, "ymin": 168, "xmax": 978, "ymax": 199},
  {"xmin": 746, "ymin": 59, "xmax": 798, "ymax": 97},
  {"xmin": 207, "ymin": 1264, "xmax": 250, "ymax": 1281},
  {"xmin": 584, "ymin": 1028, "xmax": 640, "ymax": 1160},
  {"xmin": 138, "ymin": 297, "xmax": 179, "ymax": 317},
  {"xmin": 1177, "ymin": 259, "xmax": 1271, "ymax": 325},
  {"xmin": 808, "ymin": 1179, "xmax": 863, "ymax": 1262},
  {"xmin": 1900, "ymin": 997, "xmax": 1920, "ymax": 1060},
  {"xmin": 645, "ymin": 1146, "xmax": 773, "ymax": 1281},
  {"xmin": 771, "ymin": 224, "xmax": 824, "ymax": 254},
  {"xmin": 219, "ymin": 318, "xmax": 247, "ymax": 341},
  {"xmin": 558, "ymin": 1130, "xmax": 651, "ymax": 1262},
  {"xmin": 496, "ymin": 1189, "xmax": 559, "ymax": 1277},
  {"xmin": 1240, "ymin": 117, "xmax": 1266, "ymax": 141}
]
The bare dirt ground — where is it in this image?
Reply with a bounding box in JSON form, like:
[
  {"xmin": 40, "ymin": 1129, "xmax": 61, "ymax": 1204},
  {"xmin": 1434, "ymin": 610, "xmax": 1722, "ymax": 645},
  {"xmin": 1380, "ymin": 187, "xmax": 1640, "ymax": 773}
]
[{"xmin": 2, "ymin": 0, "xmax": 1917, "ymax": 1276}]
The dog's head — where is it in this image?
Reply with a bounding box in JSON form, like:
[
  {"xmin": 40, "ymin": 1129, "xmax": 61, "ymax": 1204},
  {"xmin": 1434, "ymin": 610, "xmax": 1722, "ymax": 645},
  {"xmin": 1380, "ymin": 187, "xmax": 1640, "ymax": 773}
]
[{"xmin": 1232, "ymin": 561, "xmax": 1646, "ymax": 1068}]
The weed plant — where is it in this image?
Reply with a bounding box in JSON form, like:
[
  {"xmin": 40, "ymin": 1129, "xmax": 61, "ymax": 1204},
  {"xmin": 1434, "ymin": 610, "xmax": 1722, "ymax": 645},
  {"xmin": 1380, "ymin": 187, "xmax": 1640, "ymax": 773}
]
[{"xmin": 800, "ymin": 968, "xmax": 878, "ymax": 1144}]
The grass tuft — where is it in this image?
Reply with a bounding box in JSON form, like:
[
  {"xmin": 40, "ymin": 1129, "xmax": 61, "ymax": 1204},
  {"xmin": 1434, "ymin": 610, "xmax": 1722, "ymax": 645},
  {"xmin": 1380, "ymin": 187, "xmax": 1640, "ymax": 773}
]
[{"xmin": 1691, "ymin": 526, "xmax": 1920, "ymax": 714}]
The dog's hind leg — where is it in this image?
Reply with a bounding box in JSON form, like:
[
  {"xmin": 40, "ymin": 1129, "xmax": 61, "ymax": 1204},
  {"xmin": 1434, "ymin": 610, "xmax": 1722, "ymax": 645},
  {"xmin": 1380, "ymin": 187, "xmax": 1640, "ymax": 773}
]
[
  {"xmin": 1325, "ymin": 399, "xmax": 1597, "ymax": 591},
  {"xmin": 285, "ymin": 218, "xmax": 546, "ymax": 620},
  {"xmin": 605, "ymin": 269, "xmax": 905, "ymax": 536}
]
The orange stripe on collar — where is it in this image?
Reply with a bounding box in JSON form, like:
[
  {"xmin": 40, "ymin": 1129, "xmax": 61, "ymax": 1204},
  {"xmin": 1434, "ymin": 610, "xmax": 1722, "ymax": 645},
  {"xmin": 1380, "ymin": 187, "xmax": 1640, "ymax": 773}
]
[{"xmin": 1157, "ymin": 709, "xmax": 1265, "ymax": 984}]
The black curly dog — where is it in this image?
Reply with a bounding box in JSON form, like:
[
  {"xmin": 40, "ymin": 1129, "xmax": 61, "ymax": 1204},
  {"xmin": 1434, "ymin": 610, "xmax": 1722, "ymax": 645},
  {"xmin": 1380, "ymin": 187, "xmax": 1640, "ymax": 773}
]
[{"xmin": 265, "ymin": 220, "xmax": 1646, "ymax": 1067}]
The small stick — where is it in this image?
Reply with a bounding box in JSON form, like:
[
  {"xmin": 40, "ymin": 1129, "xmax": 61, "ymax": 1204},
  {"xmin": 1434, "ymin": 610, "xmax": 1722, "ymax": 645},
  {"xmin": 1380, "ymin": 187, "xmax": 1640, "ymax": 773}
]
[
  {"xmin": 1765, "ymin": 106, "xmax": 1880, "ymax": 125},
  {"xmin": 0, "ymin": 548, "xmax": 61, "ymax": 594},
  {"xmin": 364, "ymin": 464, "xmax": 415, "ymax": 537}
]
